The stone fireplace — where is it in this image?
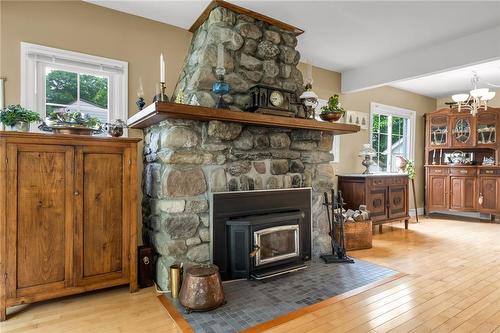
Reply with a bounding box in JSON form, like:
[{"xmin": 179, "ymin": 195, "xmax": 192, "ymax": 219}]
[{"xmin": 140, "ymin": 3, "xmax": 336, "ymax": 290}]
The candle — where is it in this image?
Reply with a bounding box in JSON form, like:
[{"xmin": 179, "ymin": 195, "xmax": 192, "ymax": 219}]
[
  {"xmin": 305, "ymin": 61, "xmax": 313, "ymax": 85},
  {"xmin": 432, "ymin": 149, "xmax": 436, "ymax": 164},
  {"xmin": 217, "ymin": 44, "xmax": 224, "ymax": 69},
  {"xmin": 137, "ymin": 77, "xmax": 144, "ymax": 98},
  {"xmin": 160, "ymin": 53, "xmax": 165, "ymax": 83}
]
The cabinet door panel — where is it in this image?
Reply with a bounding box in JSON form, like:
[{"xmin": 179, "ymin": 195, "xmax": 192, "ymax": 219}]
[
  {"xmin": 389, "ymin": 186, "xmax": 407, "ymax": 219},
  {"xmin": 428, "ymin": 175, "xmax": 448, "ymax": 211},
  {"xmin": 366, "ymin": 187, "xmax": 388, "ymax": 221},
  {"xmin": 6, "ymin": 144, "xmax": 73, "ymax": 296},
  {"xmin": 479, "ymin": 177, "xmax": 498, "ymax": 212},
  {"xmin": 450, "ymin": 177, "xmax": 476, "ymax": 211},
  {"xmin": 450, "ymin": 177, "xmax": 462, "ymax": 210},
  {"xmin": 75, "ymin": 146, "xmax": 130, "ymax": 286},
  {"xmin": 463, "ymin": 177, "xmax": 476, "ymax": 210}
]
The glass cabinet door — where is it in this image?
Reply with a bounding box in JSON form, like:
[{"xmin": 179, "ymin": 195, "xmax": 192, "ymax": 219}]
[
  {"xmin": 451, "ymin": 116, "xmax": 474, "ymax": 147},
  {"xmin": 477, "ymin": 112, "xmax": 496, "ymax": 146},
  {"xmin": 429, "ymin": 115, "xmax": 449, "ymax": 147}
]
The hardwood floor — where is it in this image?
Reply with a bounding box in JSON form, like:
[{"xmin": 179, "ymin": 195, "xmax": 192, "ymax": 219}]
[{"xmin": 1, "ymin": 216, "xmax": 499, "ymax": 332}]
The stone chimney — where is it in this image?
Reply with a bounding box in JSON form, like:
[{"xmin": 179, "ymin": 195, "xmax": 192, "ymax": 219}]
[
  {"xmin": 173, "ymin": 5, "xmax": 304, "ymax": 112},
  {"xmin": 143, "ymin": 3, "xmax": 335, "ymax": 290}
]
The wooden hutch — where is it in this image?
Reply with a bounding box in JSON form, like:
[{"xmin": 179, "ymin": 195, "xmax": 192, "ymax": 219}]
[{"xmin": 424, "ymin": 106, "xmax": 500, "ymax": 215}]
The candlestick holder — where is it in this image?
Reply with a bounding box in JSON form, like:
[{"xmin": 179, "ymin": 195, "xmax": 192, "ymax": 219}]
[
  {"xmin": 153, "ymin": 82, "xmax": 169, "ymax": 103},
  {"xmin": 212, "ymin": 68, "xmax": 230, "ymax": 109}
]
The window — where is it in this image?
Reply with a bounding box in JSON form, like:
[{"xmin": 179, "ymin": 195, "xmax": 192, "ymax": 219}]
[
  {"xmin": 21, "ymin": 42, "xmax": 128, "ymax": 131},
  {"xmin": 370, "ymin": 102, "xmax": 416, "ymax": 172},
  {"xmin": 316, "ymin": 99, "xmax": 340, "ymax": 163}
]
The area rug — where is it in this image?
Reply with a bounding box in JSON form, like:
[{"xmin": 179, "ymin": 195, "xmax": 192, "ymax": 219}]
[{"xmin": 160, "ymin": 260, "xmax": 402, "ymax": 333}]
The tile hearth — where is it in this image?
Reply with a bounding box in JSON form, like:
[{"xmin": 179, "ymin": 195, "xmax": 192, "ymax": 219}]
[{"xmin": 163, "ymin": 260, "xmax": 398, "ymax": 333}]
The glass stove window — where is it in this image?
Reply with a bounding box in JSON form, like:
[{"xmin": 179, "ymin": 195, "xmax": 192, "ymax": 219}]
[{"xmin": 259, "ymin": 229, "xmax": 296, "ymax": 260}]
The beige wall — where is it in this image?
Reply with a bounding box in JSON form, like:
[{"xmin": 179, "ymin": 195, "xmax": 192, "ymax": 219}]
[
  {"xmin": 0, "ymin": 1, "xmax": 192, "ymax": 119},
  {"xmin": 299, "ymin": 64, "xmax": 436, "ymax": 209},
  {"xmin": 436, "ymin": 88, "xmax": 500, "ymax": 109},
  {"xmin": 1, "ymin": 0, "xmax": 436, "ymax": 219}
]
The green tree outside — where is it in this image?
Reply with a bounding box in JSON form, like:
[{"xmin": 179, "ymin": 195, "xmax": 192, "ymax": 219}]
[{"xmin": 45, "ymin": 70, "xmax": 108, "ymax": 109}]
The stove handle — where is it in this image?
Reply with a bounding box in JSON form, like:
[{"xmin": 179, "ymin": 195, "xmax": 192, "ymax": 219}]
[{"xmin": 249, "ymin": 245, "xmax": 261, "ymax": 257}]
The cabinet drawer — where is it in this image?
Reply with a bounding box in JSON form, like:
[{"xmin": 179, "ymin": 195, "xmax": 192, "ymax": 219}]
[
  {"xmin": 449, "ymin": 168, "xmax": 476, "ymax": 176},
  {"xmin": 427, "ymin": 167, "xmax": 449, "ymax": 175},
  {"xmin": 479, "ymin": 168, "xmax": 500, "ymax": 176},
  {"xmin": 368, "ymin": 177, "xmax": 387, "ymax": 187},
  {"xmin": 388, "ymin": 176, "xmax": 407, "ymax": 185}
]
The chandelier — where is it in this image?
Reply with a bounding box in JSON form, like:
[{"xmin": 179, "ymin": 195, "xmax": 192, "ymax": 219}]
[{"xmin": 452, "ymin": 73, "xmax": 496, "ymax": 116}]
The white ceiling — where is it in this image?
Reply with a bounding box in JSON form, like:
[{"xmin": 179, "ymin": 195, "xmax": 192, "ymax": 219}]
[
  {"xmin": 86, "ymin": 0, "xmax": 500, "ymax": 98},
  {"xmin": 391, "ymin": 60, "xmax": 500, "ymax": 98}
]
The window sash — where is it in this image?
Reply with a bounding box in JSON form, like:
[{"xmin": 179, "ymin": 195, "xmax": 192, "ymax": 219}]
[
  {"xmin": 21, "ymin": 42, "xmax": 128, "ymax": 135},
  {"xmin": 370, "ymin": 103, "xmax": 416, "ymax": 172},
  {"xmin": 44, "ymin": 66, "xmax": 110, "ymax": 114}
]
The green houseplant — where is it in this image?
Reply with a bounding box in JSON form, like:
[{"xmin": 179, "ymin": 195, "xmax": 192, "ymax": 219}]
[
  {"xmin": 0, "ymin": 104, "xmax": 41, "ymax": 132},
  {"xmin": 320, "ymin": 94, "xmax": 346, "ymax": 122}
]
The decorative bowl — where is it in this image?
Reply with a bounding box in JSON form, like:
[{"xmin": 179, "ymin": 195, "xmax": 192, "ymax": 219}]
[
  {"xmin": 39, "ymin": 122, "xmax": 102, "ymax": 136},
  {"xmin": 320, "ymin": 112, "xmax": 343, "ymax": 122}
]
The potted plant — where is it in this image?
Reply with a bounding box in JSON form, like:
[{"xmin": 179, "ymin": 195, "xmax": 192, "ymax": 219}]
[
  {"xmin": 0, "ymin": 104, "xmax": 41, "ymax": 131},
  {"xmin": 319, "ymin": 94, "xmax": 346, "ymax": 122}
]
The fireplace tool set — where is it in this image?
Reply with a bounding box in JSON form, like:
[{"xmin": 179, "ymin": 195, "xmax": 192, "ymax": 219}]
[{"xmin": 320, "ymin": 189, "xmax": 355, "ymax": 264}]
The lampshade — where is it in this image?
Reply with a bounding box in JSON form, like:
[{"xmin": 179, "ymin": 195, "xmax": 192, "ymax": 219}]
[
  {"xmin": 452, "ymin": 94, "xmax": 469, "ymax": 102},
  {"xmin": 470, "ymin": 88, "xmax": 489, "ymax": 98},
  {"xmin": 299, "ymin": 90, "xmax": 318, "ymax": 100},
  {"xmin": 358, "ymin": 143, "xmax": 376, "ymax": 157},
  {"xmin": 481, "ymin": 91, "xmax": 496, "ymax": 101}
]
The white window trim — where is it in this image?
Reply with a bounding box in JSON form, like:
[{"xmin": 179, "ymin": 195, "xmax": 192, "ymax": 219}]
[
  {"xmin": 20, "ymin": 42, "xmax": 128, "ymax": 134},
  {"xmin": 370, "ymin": 102, "xmax": 416, "ymax": 170},
  {"xmin": 316, "ymin": 98, "xmax": 340, "ymax": 163}
]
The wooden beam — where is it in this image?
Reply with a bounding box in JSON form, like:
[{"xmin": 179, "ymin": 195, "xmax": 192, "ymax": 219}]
[
  {"xmin": 189, "ymin": 0, "xmax": 304, "ymax": 36},
  {"xmin": 127, "ymin": 102, "xmax": 360, "ymax": 135}
]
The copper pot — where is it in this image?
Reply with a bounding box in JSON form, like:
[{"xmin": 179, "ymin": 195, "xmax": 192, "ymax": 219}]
[
  {"xmin": 320, "ymin": 112, "xmax": 343, "ymax": 122},
  {"xmin": 179, "ymin": 264, "xmax": 225, "ymax": 313}
]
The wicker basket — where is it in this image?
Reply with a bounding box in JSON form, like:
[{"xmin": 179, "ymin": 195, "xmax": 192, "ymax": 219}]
[{"xmin": 342, "ymin": 220, "xmax": 373, "ymax": 251}]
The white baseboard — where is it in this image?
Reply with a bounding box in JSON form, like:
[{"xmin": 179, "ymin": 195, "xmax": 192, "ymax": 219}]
[{"xmin": 409, "ymin": 207, "xmax": 424, "ymax": 217}]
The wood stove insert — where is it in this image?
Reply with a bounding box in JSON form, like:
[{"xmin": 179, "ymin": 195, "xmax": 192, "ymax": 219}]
[{"xmin": 212, "ymin": 189, "xmax": 312, "ymax": 280}]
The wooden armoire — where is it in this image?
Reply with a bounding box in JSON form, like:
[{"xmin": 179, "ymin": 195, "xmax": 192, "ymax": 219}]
[
  {"xmin": 424, "ymin": 107, "xmax": 500, "ymax": 215},
  {"xmin": 0, "ymin": 132, "xmax": 140, "ymax": 321}
]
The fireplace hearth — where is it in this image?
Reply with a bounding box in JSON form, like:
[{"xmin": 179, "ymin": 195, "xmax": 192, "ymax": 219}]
[{"xmin": 212, "ymin": 188, "xmax": 311, "ymax": 280}]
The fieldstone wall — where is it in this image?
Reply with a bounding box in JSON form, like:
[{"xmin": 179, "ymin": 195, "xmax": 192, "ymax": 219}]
[
  {"xmin": 142, "ymin": 119, "xmax": 335, "ymax": 290},
  {"xmin": 142, "ymin": 4, "xmax": 335, "ymax": 289},
  {"xmin": 172, "ymin": 6, "xmax": 304, "ymax": 113}
]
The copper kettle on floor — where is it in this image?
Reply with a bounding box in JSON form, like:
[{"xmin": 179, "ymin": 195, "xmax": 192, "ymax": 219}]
[{"xmin": 178, "ymin": 264, "xmax": 225, "ymax": 313}]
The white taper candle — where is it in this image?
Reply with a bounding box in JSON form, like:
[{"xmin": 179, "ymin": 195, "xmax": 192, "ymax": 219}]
[
  {"xmin": 160, "ymin": 53, "xmax": 165, "ymax": 83},
  {"xmin": 217, "ymin": 44, "xmax": 224, "ymax": 69}
]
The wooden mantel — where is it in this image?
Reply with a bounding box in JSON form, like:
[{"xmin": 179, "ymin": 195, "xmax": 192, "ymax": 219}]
[{"xmin": 127, "ymin": 102, "xmax": 360, "ymax": 135}]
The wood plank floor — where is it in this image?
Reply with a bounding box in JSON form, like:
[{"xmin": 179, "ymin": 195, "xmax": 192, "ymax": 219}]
[{"xmin": 1, "ymin": 216, "xmax": 499, "ymax": 333}]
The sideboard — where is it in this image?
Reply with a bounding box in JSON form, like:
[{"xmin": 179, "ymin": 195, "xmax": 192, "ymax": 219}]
[
  {"xmin": 424, "ymin": 107, "xmax": 500, "ymax": 215},
  {"xmin": 338, "ymin": 174, "xmax": 410, "ymax": 232},
  {"xmin": 0, "ymin": 132, "xmax": 141, "ymax": 321}
]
